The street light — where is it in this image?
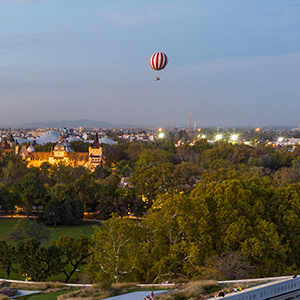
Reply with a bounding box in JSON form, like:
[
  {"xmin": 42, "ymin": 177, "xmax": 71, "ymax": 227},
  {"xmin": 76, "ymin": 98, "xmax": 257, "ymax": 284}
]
[
  {"xmin": 230, "ymin": 134, "xmax": 239, "ymax": 142},
  {"xmin": 215, "ymin": 134, "xmax": 222, "ymax": 141}
]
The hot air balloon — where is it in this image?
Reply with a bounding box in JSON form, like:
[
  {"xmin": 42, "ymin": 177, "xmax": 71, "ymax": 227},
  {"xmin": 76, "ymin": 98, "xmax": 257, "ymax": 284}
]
[{"xmin": 149, "ymin": 52, "xmax": 168, "ymax": 71}]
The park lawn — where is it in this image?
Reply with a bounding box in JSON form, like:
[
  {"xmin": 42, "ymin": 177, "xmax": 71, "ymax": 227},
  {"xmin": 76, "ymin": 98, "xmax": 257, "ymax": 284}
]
[
  {"xmin": 47, "ymin": 221, "xmax": 100, "ymax": 241},
  {"xmin": 0, "ymin": 218, "xmax": 102, "ymax": 281},
  {"xmin": 0, "ymin": 218, "xmax": 101, "ymax": 242},
  {"xmin": 0, "ymin": 218, "xmax": 20, "ymax": 240}
]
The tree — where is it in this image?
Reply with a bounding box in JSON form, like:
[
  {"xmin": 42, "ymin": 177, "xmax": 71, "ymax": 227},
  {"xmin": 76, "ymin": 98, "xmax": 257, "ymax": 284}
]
[
  {"xmin": 115, "ymin": 159, "xmax": 133, "ymax": 177},
  {"xmin": 130, "ymin": 163, "xmax": 174, "ymax": 206},
  {"xmin": 191, "ymin": 178, "xmax": 265, "ymax": 255},
  {"xmin": 16, "ymin": 239, "xmax": 63, "ymax": 281},
  {"xmin": 272, "ymin": 184, "xmax": 300, "ymax": 269},
  {"xmin": 174, "ymin": 130, "xmax": 189, "ymax": 144},
  {"xmin": 135, "ymin": 149, "xmax": 174, "ymax": 168},
  {"xmin": 144, "ymin": 193, "xmax": 212, "ymax": 281},
  {"xmin": 47, "ymin": 182, "xmax": 74, "ymax": 202},
  {"xmin": 0, "ymin": 241, "xmax": 15, "ymax": 279},
  {"xmin": 16, "ymin": 173, "xmax": 45, "ymax": 218},
  {"xmin": 87, "ymin": 217, "xmax": 143, "ymax": 283},
  {"xmin": 55, "ymin": 235, "xmax": 91, "ymax": 283},
  {"xmin": 62, "ymin": 198, "xmax": 83, "ymax": 225},
  {"xmin": 71, "ymin": 173, "xmax": 98, "ymax": 211},
  {"xmin": 241, "ymin": 219, "xmax": 288, "ymax": 277},
  {"xmin": 104, "ymin": 144, "xmax": 129, "ymax": 167},
  {"xmin": 34, "ymin": 142, "xmax": 56, "ymax": 152},
  {"xmin": 172, "ymin": 162, "xmax": 202, "ymax": 192},
  {"xmin": 40, "ymin": 183, "xmax": 83, "ymax": 226},
  {"xmin": 46, "ymin": 164, "xmax": 86, "ymax": 185},
  {"xmin": 6, "ymin": 185, "xmax": 20, "ymax": 217},
  {"xmin": 8, "ymin": 219, "xmax": 50, "ymax": 243},
  {"xmin": 192, "ymin": 139, "xmax": 213, "ymax": 153},
  {"xmin": 0, "ymin": 153, "xmax": 28, "ymax": 185},
  {"xmin": 176, "ymin": 144, "xmax": 198, "ymax": 163},
  {"xmin": 200, "ymin": 251, "xmax": 254, "ymax": 280},
  {"xmin": 69, "ymin": 140, "xmax": 89, "ymax": 152},
  {"xmin": 0, "ymin": 184, "xmax": 10, "ymax": 213}
]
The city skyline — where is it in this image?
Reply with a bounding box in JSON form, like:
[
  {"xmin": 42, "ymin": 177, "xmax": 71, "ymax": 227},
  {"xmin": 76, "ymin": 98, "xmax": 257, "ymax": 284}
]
[{"xmin": 1, "ymin": 1, "xmax": 300, "ymax": 127}]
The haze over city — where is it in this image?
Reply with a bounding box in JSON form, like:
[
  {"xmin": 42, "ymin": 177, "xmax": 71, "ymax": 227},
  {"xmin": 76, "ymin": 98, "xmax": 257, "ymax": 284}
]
[{"xmin": 1, "ymin": 0, "xmax": 300, "ymax": 128}]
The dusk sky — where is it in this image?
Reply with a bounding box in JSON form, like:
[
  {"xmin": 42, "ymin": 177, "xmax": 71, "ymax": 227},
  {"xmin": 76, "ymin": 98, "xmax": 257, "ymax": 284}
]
[{"xmin": 1, "ymin": 0, "xmax": 300, "ymax": 127}]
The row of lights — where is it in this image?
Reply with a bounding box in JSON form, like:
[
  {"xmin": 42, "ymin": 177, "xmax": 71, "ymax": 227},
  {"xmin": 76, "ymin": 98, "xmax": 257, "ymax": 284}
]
[
  {"xmin": 198, "ymin": 133, "xmax": 239, "ymax": 142},
  {"xmin": 158, "ymin": 127, "xmax": 240, "ymax": 142}
]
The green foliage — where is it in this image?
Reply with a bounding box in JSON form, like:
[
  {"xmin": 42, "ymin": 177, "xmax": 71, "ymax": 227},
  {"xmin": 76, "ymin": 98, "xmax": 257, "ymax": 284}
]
[
  {"xmin": 55, "ymin": 235, "xmax": 90, "ymax": 283},
  {"xmin": 115, "ymin": 159, "xmax": 133, "ymax": 177},
  {"xmin": 135, "ymin": 149, "xmax": 174, "ymax": 168},
  {"xmin": 34, "ymin": 142, "xmax": 56, "ymax": 152},
  {"xmin": 0, "ymin": 153, "xmax": 28, "ymax": 185},
  {"xmin": 16, "ymin": 173, "xmax": 45, "ymax": 218},
  {"xmin": 69, "ymin": 140, "xmax": 89, "ymax": 152},
  {"xmin": 192, "ymin": 139, "xmax": 213, "ymax": 153},
  {"xmin": 16, "ymin": 239, "xmax": 63, "ymax": 281},
  {"xmin": 130, "ymin": 163, "xmax": 175, "ymax": 206},
  {"xmin": 0, "ymin": 240, "xmax": 15, "ymax": 279},
  {"xmin": 0, "ymin": 184, "xmax": 15, "ymax": 215},
  {"xmin": 41, "ymin": 197, "xmax": 83, "ymax": 226},
  {"xmin": 8, "ymin": 219, "xmax": 50, "ymax": 243},
  {"xmin": 1, "ymin": 136, "xmax": 300, "ymax": 283},
  {"xmin": 143, "ymin": 193, "xmax": 213, "ymax": 281},
  {"xmin": 87, "ymin": 217, "xmax": 144, "ymax": 283},
  {"xmin": 174, "ymin": 130, "xmax": 189, "ymax": 144},
  {"xmin": 0, "ymin": 219, "xmax": 97, "ymax": 244}
]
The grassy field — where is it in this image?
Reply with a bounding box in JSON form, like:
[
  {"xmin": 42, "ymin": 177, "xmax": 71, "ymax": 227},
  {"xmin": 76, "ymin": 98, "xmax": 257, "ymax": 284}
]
[
  {"xmin": 0, "ymin": 218, "xmax": 101, "ymax": 281},
  {"xmin": 0, "ymin": 218, "xmax": 101, "ymax": 242}
]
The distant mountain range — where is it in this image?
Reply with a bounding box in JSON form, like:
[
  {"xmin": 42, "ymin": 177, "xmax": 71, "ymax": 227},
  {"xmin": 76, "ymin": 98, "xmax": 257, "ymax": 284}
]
[
  {"xmin": 0, "ymin": 119, "xmax": 298, "ymax": 130},
  {"xmin": 4, "ymin": 119, "xmax": 177, "ymax": 129},
  {"xmin": 19, "ymin": 119, "xmax": 115, "ymax": 128}
]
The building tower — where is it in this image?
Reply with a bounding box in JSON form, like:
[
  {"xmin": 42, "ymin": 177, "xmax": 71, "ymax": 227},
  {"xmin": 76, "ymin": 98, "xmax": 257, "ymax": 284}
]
[
  {"xmin": 188, "ymin": 113, "xmax": 192, "ymax": 130},
  {"xmin": 88, "ymin": 133, "xmax": 105, "ymax": 171},
  {"xmin": 48, "ymin": 133, "xmax": 73, "ymax": 165}
]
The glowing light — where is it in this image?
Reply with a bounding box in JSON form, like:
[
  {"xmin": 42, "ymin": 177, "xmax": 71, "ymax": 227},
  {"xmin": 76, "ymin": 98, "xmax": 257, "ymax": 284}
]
[
  {"xmin": 158, "ymin": 132, "xmax": 164, "ymax": 138},
  {"xmin": 278, "ymin": 137, "xmax": 284, "ymax": 142},
  {"xmin": 255, "ymin": 127, "xmax": 260, "ymax": 132},
  {"xmin": 202, "ymin": 135, "xmax": 206, "ymax": 139},
  {"xmin": 231, "ymin": 134, "xmax": 238, "ymax": 141},
  {"xmin": 215, "ymin": 134, "xmax": 222, "ymax": 141},
  {"xmin": 158, "ymin": 128, "xmax": 163, "ymax": 132}
]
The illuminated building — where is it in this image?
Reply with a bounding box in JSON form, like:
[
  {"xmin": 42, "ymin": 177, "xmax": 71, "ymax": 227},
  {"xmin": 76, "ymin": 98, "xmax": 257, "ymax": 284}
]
[{"xmin": 18, "ymin": 133, "xmax": 105, "ymax": 171}]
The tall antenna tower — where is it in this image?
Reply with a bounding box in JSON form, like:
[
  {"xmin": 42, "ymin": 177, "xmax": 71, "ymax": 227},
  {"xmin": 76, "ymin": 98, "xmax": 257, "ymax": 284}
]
[{"xmin": 188, "ymin": 113, "xmax": 192, "ymax": 129}]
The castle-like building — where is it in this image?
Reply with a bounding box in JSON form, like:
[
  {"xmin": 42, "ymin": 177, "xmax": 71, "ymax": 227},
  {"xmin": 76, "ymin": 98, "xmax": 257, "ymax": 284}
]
[
  {"xmin": 0, "ymin": 136, "xmax": 12, "ymax": 155},
  {"xmin": 13, "ymin": 133, "xmax": 105, "ymax": 171}
]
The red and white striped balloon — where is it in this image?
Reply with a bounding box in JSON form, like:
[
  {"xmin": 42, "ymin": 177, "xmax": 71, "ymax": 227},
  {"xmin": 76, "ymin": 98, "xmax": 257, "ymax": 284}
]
[{"xmin": 149, "ymin": 52, "xmax": 168, "ymax": 71}]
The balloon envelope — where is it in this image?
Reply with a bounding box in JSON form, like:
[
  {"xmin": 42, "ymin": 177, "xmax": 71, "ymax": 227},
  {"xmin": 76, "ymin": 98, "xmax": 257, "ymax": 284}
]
[{"xmin": 149, "ymin": 52, "xmax": 168, "ymax": 71}]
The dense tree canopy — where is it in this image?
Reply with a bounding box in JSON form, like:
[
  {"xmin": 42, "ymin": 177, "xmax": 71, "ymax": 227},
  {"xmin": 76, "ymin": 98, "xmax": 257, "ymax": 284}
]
[{"xmin": 1, "ymin": 137, "xmax": 300, "ymax": 283}]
